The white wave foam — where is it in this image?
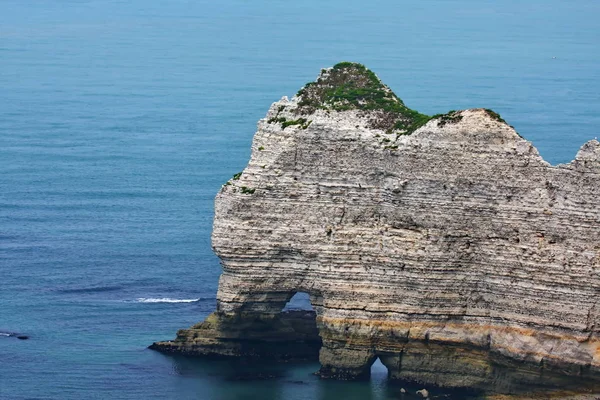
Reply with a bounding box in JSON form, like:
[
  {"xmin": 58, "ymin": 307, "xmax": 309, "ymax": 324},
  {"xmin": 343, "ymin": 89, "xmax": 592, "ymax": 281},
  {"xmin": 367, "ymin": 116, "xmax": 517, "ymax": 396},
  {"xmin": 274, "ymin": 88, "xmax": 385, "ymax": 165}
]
[
  {"xmin": 136, "ymin": 297, "xmax": 199, "ymax": 303},
  {"xmin": 0, "ymin": 332, "xmax": 12, "ymax": 337}
]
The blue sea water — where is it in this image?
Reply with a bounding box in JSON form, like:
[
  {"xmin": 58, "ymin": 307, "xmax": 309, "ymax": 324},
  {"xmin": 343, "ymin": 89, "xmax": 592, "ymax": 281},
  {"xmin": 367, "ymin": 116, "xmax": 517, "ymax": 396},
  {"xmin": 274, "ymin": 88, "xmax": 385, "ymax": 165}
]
[{"xmin": 1, "ymin": 0, "xmax": 599, "ymax": 399}]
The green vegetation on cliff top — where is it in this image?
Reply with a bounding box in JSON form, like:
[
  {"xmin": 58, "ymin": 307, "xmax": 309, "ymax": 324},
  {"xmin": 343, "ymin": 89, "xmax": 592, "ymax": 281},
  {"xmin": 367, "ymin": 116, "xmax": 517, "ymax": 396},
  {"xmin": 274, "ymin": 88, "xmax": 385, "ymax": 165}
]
[
  {"xmin": 295, "ymin": 62, "xmax": 430, "ymax": 134},
  {"xmin": 294, "ymin": 62, "xmax": 506, "ymax": 135}
]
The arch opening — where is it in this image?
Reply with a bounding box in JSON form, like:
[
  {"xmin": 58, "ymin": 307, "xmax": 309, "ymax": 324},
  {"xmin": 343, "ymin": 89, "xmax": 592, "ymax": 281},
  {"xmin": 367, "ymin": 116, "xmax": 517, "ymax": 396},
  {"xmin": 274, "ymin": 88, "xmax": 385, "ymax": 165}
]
[
  {"xmin": 274, "ymin": 291, "xmax": 321, "ymax": 363},
  {"xmin": 371, "ymin": 357, "xmax": 389, "ymax": 380},
  {"xmin": 282, "ymin": 291, "xmax": 314, "ymax": 312}
]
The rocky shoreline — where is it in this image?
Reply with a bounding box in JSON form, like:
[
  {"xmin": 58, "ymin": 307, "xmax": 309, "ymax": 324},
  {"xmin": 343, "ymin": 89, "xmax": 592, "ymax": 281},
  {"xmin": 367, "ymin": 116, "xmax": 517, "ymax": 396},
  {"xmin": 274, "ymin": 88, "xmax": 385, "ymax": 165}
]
[{"xmin": 152, "ymin": 63, "xmax": 600, "ymax": 398}]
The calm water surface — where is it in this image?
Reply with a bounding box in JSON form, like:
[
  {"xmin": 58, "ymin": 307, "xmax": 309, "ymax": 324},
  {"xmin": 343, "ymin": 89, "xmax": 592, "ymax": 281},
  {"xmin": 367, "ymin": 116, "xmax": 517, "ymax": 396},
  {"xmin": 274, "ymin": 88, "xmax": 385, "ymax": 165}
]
[{"xmin": 1, "ymin": 1, "xmax": 599, "ymax": 399}]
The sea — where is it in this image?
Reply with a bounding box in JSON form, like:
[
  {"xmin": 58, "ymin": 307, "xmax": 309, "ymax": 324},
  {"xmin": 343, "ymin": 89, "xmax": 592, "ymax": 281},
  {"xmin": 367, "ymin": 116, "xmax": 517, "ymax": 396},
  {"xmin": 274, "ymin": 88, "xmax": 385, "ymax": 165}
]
[{"xmin": 1, "ymin": 0, "xmax": 599, "ymax": 399}]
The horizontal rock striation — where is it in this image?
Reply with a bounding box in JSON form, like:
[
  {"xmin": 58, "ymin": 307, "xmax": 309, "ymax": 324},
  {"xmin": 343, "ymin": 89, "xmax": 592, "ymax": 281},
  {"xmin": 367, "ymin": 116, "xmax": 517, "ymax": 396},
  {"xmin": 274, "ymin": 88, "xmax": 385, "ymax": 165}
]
[{"xmin": 153, "ymin": 63, "xmax": 600, "ymax": 396}]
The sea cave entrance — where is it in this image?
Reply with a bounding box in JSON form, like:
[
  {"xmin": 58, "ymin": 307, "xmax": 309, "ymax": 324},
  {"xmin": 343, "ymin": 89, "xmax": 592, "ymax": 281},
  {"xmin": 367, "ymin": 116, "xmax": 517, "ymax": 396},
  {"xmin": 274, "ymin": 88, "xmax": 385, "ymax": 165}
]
[
  {"xmin": 371, "ymin": 357, "xmax": 389, "ymax": 382},
  {"xmin": 278, "ymin": 291, "xmax": 321, "ymax": 362}
]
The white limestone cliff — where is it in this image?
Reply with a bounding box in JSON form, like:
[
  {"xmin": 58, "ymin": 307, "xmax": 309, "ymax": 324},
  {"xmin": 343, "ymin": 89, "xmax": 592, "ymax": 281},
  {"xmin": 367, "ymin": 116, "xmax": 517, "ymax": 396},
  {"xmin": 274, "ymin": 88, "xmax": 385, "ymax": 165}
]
[{"xmin": 153, "ymin": 63, "xmax": 600, "ymax": 397}]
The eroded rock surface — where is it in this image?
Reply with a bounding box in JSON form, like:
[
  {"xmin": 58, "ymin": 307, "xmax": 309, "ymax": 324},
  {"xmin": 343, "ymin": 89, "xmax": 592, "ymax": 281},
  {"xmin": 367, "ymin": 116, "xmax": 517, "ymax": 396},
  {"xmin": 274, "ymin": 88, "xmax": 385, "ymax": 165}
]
[{"xmin": 152, "ymin": 63, "xmax": 600, "ymax": 396}]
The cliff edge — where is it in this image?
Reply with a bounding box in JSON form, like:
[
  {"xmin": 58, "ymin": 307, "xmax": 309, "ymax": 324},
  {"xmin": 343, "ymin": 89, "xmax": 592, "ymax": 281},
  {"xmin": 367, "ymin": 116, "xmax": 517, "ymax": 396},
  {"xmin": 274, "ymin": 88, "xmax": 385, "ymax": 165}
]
[{"xmin": 152, "ymin": 63, "xmax": 600, "ymax": 397}]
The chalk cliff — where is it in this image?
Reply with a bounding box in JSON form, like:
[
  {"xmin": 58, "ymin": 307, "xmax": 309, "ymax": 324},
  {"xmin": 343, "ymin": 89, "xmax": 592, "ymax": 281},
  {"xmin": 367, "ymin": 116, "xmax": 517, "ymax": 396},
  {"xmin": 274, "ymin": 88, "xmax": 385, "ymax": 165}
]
[{"xmin": 152, "ymin": 63, "xmax": 600, "ymax": 396}]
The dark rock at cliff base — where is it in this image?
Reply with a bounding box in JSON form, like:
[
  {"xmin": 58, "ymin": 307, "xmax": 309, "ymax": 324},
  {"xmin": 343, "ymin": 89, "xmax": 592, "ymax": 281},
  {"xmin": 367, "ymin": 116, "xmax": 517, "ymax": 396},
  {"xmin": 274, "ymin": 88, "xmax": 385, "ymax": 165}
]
[{"xmin": 151, "ymin": 310, "xmax": 321, "ymax": 362}]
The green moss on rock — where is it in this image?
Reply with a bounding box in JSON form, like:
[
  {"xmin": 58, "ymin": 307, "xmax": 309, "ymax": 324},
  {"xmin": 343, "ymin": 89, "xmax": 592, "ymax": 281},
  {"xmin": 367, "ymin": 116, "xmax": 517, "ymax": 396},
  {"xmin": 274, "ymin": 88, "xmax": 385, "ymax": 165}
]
[{"xmin": 240, "ymin": 186, "xmax": 256, "ymax": 194}]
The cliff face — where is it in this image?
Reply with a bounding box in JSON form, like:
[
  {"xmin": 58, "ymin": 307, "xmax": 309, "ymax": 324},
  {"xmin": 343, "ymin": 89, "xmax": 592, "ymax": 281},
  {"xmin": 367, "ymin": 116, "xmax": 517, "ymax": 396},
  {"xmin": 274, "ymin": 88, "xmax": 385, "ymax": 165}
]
[{"xmin": 152, "ymin": 63, "xmax": 600, "ymax": 395}]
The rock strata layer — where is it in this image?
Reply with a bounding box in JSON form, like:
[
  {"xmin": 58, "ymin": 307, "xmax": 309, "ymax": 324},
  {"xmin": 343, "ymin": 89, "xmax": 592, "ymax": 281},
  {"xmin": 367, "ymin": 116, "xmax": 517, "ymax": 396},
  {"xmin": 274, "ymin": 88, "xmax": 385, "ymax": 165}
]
[{"xmin": 152, "ymin": 63, "xmax": 600, "ymax": 396}]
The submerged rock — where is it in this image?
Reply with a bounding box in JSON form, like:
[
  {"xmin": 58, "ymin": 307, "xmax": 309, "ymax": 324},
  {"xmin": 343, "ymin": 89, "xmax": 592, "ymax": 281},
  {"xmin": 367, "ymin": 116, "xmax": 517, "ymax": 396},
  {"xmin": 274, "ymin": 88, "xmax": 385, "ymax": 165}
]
[
  {"xmin": 1, "ymin": 331, "xmax": 29, "ymax": 340},
  {"xmin": 152, "ymin": 63, "xmax": 600, "ymax": 397}
]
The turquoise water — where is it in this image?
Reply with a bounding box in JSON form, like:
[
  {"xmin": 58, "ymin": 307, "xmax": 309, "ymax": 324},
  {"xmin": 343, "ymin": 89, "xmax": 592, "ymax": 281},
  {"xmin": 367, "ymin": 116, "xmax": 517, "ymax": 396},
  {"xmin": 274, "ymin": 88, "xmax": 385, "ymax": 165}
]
[{"xmin": 1, "ymin": 1, "xmax": 599, "ymax": 399}]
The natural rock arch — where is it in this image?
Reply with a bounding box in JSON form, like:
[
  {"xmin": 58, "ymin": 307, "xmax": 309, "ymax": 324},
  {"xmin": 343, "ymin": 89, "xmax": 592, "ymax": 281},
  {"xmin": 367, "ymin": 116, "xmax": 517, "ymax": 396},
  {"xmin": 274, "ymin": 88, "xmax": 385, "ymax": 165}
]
[{"xmin": 152, "ymin": 63, "xmax": 600, "ymax": 396}]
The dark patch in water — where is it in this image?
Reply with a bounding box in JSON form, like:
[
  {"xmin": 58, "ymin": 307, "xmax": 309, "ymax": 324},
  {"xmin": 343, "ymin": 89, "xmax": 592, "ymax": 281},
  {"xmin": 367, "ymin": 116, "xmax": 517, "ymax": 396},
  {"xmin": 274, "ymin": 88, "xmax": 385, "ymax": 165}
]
[
  {"xmin": 1, "ymin": 331, "xmax": 29, "ymax": 340},
  {"xmin": 224, "ymin": 371, "xmax": 283, "ymax": 381},
  {"xmin": 286, "ymin": 380, "xmax": 308, "ymax": 385},
  {"xmin": 56, "ymin": 285, "xmax": 124, "ymax": 294}
]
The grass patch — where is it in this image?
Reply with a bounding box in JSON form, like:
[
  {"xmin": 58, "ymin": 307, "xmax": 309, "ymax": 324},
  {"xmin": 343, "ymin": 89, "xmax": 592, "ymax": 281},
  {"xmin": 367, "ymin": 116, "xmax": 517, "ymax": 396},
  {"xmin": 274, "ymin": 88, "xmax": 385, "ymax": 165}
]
[
  {"xmin": 240, "ymin": 186, "xmax": 256, "ymax": 194},
  {"xmin": 430, "ymin": 110, "xmax": 463, "ymax": 127},
  {"xmin": 268, "ymin": 116, "xmax": 287, "ymax": 124},
  {"xmin": 268, "ymin": 117, "xmax": 312, "ymax": 130},
  {"xmin": 484, "ymin": 109, "xmax": 507, "ymax": 124},
  {"xmin": 281, "ymin": 118, "xmax": 310, "ymax": 129},
  {"xmin": 232, "ymin": 172, "xmax": 242, "ymax": 180}
]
